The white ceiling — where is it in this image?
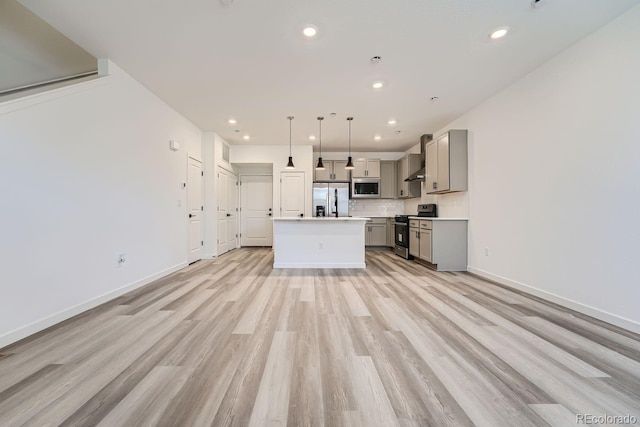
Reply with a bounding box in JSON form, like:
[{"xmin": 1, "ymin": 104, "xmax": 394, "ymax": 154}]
[{"xmin": 16, "ymin": 0, "xmax": 640, "ymax": 152}]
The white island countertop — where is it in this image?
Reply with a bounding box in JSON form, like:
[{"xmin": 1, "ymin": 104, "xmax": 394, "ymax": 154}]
[
  {"xmin": 272, "ymin": 216, "xmax": 368, "ymax": 268},
  {"xmin": 273, "ymin": 216, "xmax": 370, "ymax": 221}
]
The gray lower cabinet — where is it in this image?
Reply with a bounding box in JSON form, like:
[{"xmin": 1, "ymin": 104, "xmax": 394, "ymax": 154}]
[
  {"xmin": 409, "ymin": 220, "xmax": 420, "ymax": 257},
  {"xmin": 386, "ymin": 217, "xmax": 394, "ymax": 247},
  {"xmin": 365, "ymin": 218, "xmax": 387, "ymax": 246},
  {"xmin": 410, "ymin": 219, "xmax": 467, "ymax": 271},
  {"xmin": 419, "ymin": 221, "xmax": 432, "ymax": 263}
]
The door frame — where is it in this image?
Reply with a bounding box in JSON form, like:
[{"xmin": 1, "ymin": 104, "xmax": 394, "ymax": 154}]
[
  {"xmin": 239, "ymin": 173, "xmax": 273, "ymax": 247},
  {"xmin": 187, "ymin": 155, "xmax": 203, "ymax": 264},
  {"xmin": 279, "ymin": 170, "xmax": 306, "ymax": 218},
  {"xmin": 217, "ymin": 165, "xmax": 239, "ymax": 256}
]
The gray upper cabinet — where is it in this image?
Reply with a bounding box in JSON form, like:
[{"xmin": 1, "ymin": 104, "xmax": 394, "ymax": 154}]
[
  {"xmin": 352, "ymin": 159, "xmax": 380, "ymax": 178},
  {"xmin": 379, "ymin": 160, "xmax": 396, "ymax": 199},
  {"xmin": 426, "ymin": 130, "xmax": 468, "ymax": 194},
  {"xmin": 332, "ymin": 160, "xmax": 350, "ymax": 181},
  {"xmin": 314, "ymin": 160, "xmax": 350, "ymax": 181},
  {"xmin": 396, "ymin": 154, "xmax": 421, "ymax": 199}
]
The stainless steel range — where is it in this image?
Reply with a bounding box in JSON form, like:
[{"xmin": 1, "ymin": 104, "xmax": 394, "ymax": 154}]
[{"xmin": 394, "ymin": 215, "xmax": 411, "ymax": 259}]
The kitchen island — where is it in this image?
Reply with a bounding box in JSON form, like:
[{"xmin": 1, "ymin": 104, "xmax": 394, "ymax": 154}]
[{"xmin": 272, "ymin": 217, "xmax": 369, "ymax": 268}]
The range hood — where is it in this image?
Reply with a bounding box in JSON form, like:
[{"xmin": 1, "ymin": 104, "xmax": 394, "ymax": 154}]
[
  {"xmin": 404, "ymin": 134, "xmax": 432, "ymax": 182},
  {"xmin": 404, "ymin": 167, "xmax": 425, "ymax": 182}
]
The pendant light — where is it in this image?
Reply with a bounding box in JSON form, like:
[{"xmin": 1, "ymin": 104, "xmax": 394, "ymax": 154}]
[
  {"xmin": 315, "ymin": 116, "xmax": 325, "ymax": 170},
  {"xmin": 345, "ymin": 116, "xmax": 355, "ymax": 169},
  {"xmin": 286, "ymin": 116, "xmax": 295, "ymax": 169}
]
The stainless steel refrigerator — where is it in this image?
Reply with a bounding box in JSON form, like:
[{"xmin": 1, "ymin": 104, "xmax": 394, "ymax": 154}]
[{"xmin": 313, "ymin": 182, "xmax": 350, "ymax": 217}]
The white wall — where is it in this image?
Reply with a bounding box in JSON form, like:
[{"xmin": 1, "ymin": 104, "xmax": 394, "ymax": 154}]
[
  {"xmin": 230, "ymin": 144, "xmax": 314, "ymax": 218},
  {"xmin": 0, "ymin": 60, "xmax": 202, "ymax": 346},
  {"xmin": 421, "ymin": 6, "xmax": 640, "ymax": 331}
]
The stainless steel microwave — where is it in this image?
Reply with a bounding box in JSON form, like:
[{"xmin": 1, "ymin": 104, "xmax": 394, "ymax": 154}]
[{"xmin": 351, "ymin": 178, "xmax": 381, "ymax": 199}]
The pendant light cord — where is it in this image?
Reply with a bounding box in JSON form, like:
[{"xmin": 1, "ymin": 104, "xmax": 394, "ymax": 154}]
[
  {"xmin": 318, "ymin": 116, "xmax": 323, "ymax": 154},
  {"xmin": 347, "ymin": 116, "xmax": 353, "ymax": 155},
  {"xmin": 289, "ymin": 117, "xmax": 292, "ymax": 156}
]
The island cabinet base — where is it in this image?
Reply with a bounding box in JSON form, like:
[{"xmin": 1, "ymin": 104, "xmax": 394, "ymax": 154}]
[{"xmin": 273, "ymin": 218, "xmax": 368, "ymax": 269}]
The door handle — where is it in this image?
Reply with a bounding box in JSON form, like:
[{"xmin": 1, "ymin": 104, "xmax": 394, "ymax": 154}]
[
  {"xmin": 267, "ymin": 213, "xmax": 272, "ymax": 216},
  {"xmin": 299, "ymin": 213, "xmax": 304, "ymax": 217},
  {"xmin": 226, "ymin": 213, "xmax": 231, "ymax": 217},
  {"xmin": 189, "ymin": 213, "xmax": 194, "ymax": 218}
]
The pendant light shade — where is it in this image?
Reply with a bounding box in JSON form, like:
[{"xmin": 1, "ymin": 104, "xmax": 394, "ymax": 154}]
[
  {"xmin": 345, "ymin": 117, "xmax": 355, "ymax": 170},
  {"xmin": 345, "ymin": 156, "xmax": 354, "ymax": 169},
  {"xmin": 286, "ymin": 116, "xmax": 295, "ymax": 169},
  {"xmin": 315, "ymin": 116, "xmax": 325, "ymax": 170}
]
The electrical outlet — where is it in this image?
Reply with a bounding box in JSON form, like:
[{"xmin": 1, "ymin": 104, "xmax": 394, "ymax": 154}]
[
  {"xmin": 117, "ymin": 254, "xmax": 126, "ymax": 266},
  {"xmin": 484, "ymin": 247, "xmax": 489, "ymax": 256}
]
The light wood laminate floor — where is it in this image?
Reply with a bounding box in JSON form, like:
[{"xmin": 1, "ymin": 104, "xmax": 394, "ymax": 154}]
[{"xmin": 1, "ymin": 248, "xmax": 639, "ymax": 426}]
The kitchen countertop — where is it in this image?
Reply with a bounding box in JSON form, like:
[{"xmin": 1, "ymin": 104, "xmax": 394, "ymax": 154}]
[
  {"xmin": 273, "ymin": 217, "xmax": 370, "ymax": 221},
  {"xmin": 407, "ymin": 217, "xmax": 469, "ymax": 221}
]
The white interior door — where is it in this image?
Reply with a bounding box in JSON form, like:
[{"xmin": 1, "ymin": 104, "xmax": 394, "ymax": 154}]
[
  {"xmin": 217, "ymin": 167, "xmax": 238, "ymax": 255},
  {"xmin": 187, "ymin": 156, "xmax": 202, "ymax": 264},
  {"xmin": 240, "ymin": 175, "xmax": 273, "ymax": 246},
  {"xmin": 280, "ymin": 171, "xmax": 306, "ymax": 218}
]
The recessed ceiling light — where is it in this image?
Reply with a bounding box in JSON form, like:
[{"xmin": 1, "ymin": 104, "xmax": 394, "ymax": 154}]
[
  {"xmin": 243, "ymin": 135, "xmax": 250, "ymax": 140},
  {"xmin": 372, "ymin": 81, "xmax": 384, "ymax": 89},
  {"xmin": 303, "ymin": 25, "xmax": 318, "ymax": 38},
  {"xmin": 489, "ymin": 26, "xmax": 509, "ymax": 40},
  {"xmin": 330, "ymin": 112, "xmax": 337, "ymax": 117},
  {"xmin": 309, "ymin": 135, "xmax": 316, "ymax": 141},
  {"xmin": 431, "ymin": 96, "xmax": 439, "ymax": 101},
  {"xmin": 371, "ymin": 56, "xmax": 382, "ymax": 63},
  {"xmin": 234, "ymin": 129, "xmax": 240, "ymax": 133},
  {"xmin": 388, "ymin": 120, "xmax": 396, "ymax": 125},
  {"xmin": 395, "ymin": 130, "xmax": 401, "ymax": 134},
  {"xmin": 228, "ymin": 119, "xmax": 237, "ymax": 124},
  {"xmin": 531, "ymin": 0, "xmax": 545, "ymax": 8},
  {"xmin": 374, "ymin": 135, "xmax": 382, "ymax": 141}
]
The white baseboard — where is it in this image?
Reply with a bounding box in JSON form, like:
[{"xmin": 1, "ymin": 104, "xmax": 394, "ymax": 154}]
[
  {"xmin": 273, "ymin": 262, "xmax": 366, "ymax": 269},
  {"xmin": 467, "ymin": 266, "xmax": 640, "ymax": 335},
  {"xmin": 0, "ymin": 262, "xmax": 188, "ymax": 349}
]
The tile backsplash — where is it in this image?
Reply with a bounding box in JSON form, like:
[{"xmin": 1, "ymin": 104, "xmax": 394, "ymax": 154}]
[{"xmin": 349, "ymin": 199, "xmax": 404, "ymax": 217}]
